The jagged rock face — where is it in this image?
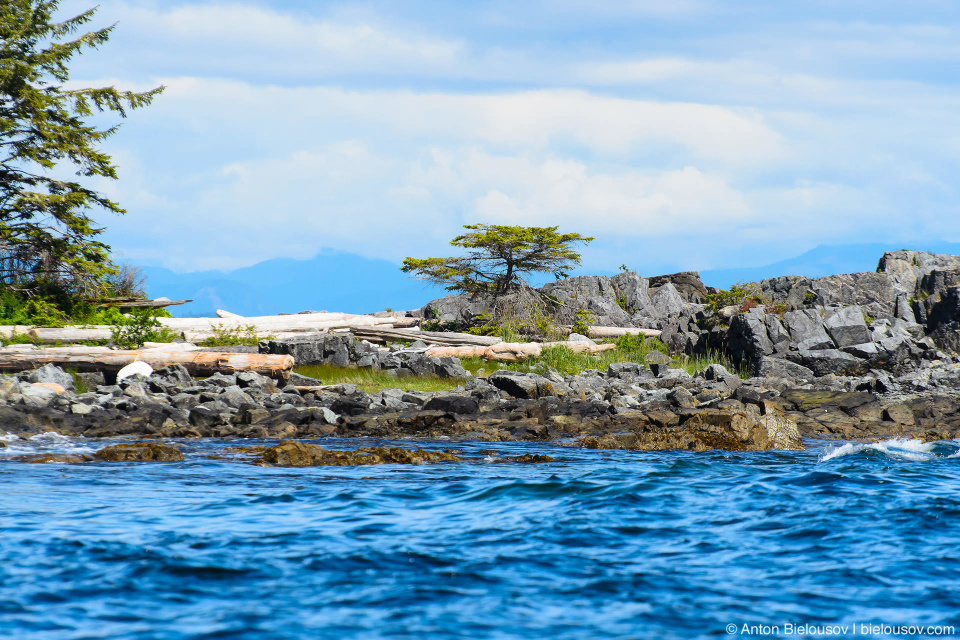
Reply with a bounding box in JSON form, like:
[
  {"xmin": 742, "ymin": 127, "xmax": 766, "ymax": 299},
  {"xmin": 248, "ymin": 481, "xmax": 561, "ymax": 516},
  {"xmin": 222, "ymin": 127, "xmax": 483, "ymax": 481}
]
[
  {"xmin": 423, "ymin": 293, "xmax": 494, "ymax": 327},
  {"xmin": 727, "ymin": 310, "xmax": 775, "ymax": 370},
  {"xmin": 420, "ymin": 271, "xmax": 697, "ymax": 330},
  {"xmin": 647, "ymin": 271, "xmax": 709, "ymax": 304},
  {"xmin": 878, "ymin": 250, "xmax": 960, "ymax": 299},
  {"xmin": 540, "ymin": 275, "xmax": 634, "ymax": 327}
]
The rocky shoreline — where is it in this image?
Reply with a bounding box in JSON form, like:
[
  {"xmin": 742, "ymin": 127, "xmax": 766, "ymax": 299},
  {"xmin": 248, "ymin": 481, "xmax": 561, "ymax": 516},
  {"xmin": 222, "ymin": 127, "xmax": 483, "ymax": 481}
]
[{"xmin": 4, "ymin": 248, "xmax": 960, "ymax": 460}]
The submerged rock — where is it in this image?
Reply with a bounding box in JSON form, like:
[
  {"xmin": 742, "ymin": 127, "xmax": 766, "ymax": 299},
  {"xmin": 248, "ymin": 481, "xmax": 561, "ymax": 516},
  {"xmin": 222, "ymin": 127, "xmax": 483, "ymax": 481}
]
[
  {"xmin": 94, "ymin": 443, "xmax": 185, "ymax": 462},
  {"xmin": 258, "ymin": 440, "xmax": 464, "ymax": 467},
  {"xmin": 12, "ymin": 453, "xmax": 93, "ymax": 464}
]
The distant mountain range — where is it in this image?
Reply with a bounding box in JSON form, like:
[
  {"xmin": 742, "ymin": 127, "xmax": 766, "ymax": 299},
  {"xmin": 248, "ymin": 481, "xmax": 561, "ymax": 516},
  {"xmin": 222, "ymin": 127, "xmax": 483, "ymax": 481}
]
[
  {"xmin": 142, "ymin": 251, "xmax": 447, "ymax": 318},
  {"xmin": 143, "ymin": 242, "xmax": 960, "ymax": 318},
  {"xmin": 698, "ymin": 242, "xmax": 960, "ymax": 288}
]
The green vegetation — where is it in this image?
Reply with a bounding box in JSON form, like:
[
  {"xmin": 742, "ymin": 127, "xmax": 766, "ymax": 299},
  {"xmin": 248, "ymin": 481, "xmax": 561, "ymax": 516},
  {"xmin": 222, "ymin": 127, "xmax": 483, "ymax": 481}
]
[
  {"xmin": 0, "ymin": 1, "xmax": 163, "ymax": 317},
  {"xmin": 402, "ymin": 223, "xmax": 593, "ymax": 295},
  {"xmin": 67, "ymin": 368, "xmax": 88, "ymax": 394},
  {"xmin": 704, "ymin": 282, "xmax": 764, "ymax": 314},
  {"xmin": 293, "ymin": 364, "xmax": 465, "ymax": 394},
  {"xmin": 198, "ymin": 324, "xmax": 269, "ymax": 347},
  {"xmin": 571, "ymin": 308, "xmax": 595, "ymax": 335},
  {"xmin": 109, "ymin": 309, "xmax": 178, "ymax": 349}
]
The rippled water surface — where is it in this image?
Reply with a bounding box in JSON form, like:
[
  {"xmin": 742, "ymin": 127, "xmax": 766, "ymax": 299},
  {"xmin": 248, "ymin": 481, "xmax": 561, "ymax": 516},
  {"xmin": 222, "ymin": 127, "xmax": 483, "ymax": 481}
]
[{"xmin": 3, "ymin": 436, "xmax": 960, "ymax": 639}]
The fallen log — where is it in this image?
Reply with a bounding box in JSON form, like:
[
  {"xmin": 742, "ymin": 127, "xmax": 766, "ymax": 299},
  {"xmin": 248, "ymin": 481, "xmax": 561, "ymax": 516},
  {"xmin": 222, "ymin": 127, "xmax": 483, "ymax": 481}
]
[
  {"xmin": 582, "ymin": 326, "xmax": 662, "ymax": 340},
  {"xmin": 98, "ymin": 298, "xmax": 191, "ymax": 309},
  {"xmin": 159, "ymin": 314, "xmax": 419, "ymax": 332},
  {"xmin": 0, "ymin": 348, "xmax": 294, "ymax": 380},
  {"xmin": 26, "ymin": 327, "xmax": 114, "ymax": 343},
  {"xmin": 349, "ymin": 326, "xmax": 501, "ymax": 347}
]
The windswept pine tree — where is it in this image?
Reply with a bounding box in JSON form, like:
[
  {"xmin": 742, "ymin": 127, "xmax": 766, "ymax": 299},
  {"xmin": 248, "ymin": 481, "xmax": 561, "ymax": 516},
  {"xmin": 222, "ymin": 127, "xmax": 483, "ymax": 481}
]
[
  {"xmin": 0, "ymin": 0, "xmax": 162, "ymax": 300},
  {"xmin": 402, "ymin": 224, "xmax": 594, "ymax": 295}
]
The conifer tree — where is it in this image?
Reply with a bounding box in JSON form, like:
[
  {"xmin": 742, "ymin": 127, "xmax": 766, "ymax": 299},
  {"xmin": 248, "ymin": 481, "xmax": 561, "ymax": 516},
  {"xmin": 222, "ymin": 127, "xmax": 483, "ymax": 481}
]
[
  {"xmin": 0, "ymin": 1, "xmax": 162, "ymax": 298},
  {"xmin": 402, "ymin": 224, "xmax": 594, "ymax": 295}
]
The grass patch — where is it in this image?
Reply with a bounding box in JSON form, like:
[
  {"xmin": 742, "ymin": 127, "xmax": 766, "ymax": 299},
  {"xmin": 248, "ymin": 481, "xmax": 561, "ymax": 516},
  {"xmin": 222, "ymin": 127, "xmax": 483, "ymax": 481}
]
[
  {"xmin": 293, "ymin": 364, "xmax": 465, "ymax": 394},
  {"xmin": 65, "ymin": 368, "xmax": 88, "ymax": 394},
  {"xmin": 295, "ymin": 334, "xmax": 749, "ymax": 393}
]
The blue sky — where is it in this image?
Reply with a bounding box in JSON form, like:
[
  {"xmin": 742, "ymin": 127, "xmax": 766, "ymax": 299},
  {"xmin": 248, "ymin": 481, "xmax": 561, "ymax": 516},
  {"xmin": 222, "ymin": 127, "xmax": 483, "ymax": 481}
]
[{"xmin": 59, "ymin": 0, "xmax": 960, "ymax": 275}]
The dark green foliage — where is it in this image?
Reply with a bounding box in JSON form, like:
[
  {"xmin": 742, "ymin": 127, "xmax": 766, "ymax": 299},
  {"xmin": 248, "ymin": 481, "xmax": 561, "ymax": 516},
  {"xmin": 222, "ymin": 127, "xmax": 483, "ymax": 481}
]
[
  {"xmin": 109, "ymin": 309, "xmax": 177, "ymax": 348},
  {"xmin": 0, "ymin": 1, "xmax": 162, "ymax": 298},
  {"xmin": 0, "ymin": 286, "xmax": 126, "ymax": 325},
  {"xmin": 402, "ymin": 224, "xmax": 593, "ymax": 295},
  {"xmin": 571, "ymin": 308, "xmax": 595, "ymax": 335}
]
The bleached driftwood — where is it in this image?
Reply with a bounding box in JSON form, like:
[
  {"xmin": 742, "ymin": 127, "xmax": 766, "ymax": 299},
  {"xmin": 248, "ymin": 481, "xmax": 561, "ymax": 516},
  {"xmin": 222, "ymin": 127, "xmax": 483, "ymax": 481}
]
[
  {"xmin": 159, "ymin": 313, "xmax": 418, "ymax": 332},
  {"xmin": 216, "ymin": 309, "xmax": 244, "ymax": 318},
  {"xmin": 581, "ymin": 326, "xmax": 663, "ymax": 340},
  {"xmin": 348, "ymin": 326, "xmax": 502, "ymax": 347},
  {"xmin": 0, "ymin": 347, "xmax": 294, "ymax": 380}
]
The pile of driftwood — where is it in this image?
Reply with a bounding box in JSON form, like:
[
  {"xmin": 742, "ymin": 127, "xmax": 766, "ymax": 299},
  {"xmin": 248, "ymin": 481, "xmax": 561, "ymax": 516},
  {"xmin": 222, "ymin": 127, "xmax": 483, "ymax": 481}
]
[{"xmin": 0, "ymin": 308, "xmax": 665, "ymax": 377}]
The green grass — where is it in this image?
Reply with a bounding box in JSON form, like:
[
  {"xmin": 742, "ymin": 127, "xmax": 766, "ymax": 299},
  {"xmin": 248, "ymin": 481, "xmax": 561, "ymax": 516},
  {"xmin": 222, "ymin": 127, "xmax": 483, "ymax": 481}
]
[
  {"xmin": 293, "ymin": 334, "xmax": 748, "ymax": 393},
  {"xmin": 293, "ymin": 364, "xmax": 465, "ymax": 394}
]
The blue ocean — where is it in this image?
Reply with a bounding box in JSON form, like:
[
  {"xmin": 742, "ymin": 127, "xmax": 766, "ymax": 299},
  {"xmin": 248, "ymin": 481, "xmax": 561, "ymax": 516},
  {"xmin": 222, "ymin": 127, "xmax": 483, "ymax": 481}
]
[{"xmin": 3, "ymin": 436, "xmax": 960, "ymax": 639}]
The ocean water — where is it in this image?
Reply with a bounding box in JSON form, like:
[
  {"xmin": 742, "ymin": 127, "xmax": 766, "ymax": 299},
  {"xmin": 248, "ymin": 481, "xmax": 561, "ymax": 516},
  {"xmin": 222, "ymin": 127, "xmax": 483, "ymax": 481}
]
[{"xmin": 3, "ymin": 436, "xmax": 960, "ymax": 639}]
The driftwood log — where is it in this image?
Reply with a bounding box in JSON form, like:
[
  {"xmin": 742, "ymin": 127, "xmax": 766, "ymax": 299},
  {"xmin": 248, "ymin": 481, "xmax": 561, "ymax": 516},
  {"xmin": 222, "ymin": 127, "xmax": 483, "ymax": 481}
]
[
  {"xmin": 348, "ymin": 326, "xmax": 502, "ymax": 347},
  {"xmin": 582, "ymin": 326, "xmax": 663, "ymax": 340},
  {"xmin": 0, "ymin": 347, "xmax": 294, "ymax": 380},
  {"xmin": 159, "ymin": 313, "xmax": 418, "ymax": 332}
]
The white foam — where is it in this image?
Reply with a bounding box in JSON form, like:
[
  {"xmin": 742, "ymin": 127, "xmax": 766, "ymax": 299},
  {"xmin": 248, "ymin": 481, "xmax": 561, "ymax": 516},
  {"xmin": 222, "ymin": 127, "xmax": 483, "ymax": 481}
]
[
  {"xmin": 0, "ymin": 433, "xmax": 19, "ymax": 442},
  {"xmin": 0, "ymin": 432, "xmax": 96, "ymax": 458},
  {"xmin": 28, "ymin": 431, "xmax": 69, "ymax": 441},
  {"xmin": 819, "ymin": 437, "xmax": 940, "ymax": 463}
]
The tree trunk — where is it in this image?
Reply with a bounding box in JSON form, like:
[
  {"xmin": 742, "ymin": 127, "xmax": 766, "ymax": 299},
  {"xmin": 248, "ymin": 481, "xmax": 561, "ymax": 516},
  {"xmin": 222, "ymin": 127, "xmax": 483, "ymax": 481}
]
[
  {"xmin": 349, "ymin": 326, "xmax": 502, "ymax": 346},
  {"xmin": 577, "ymin": 326, "xmax": 663, "ymax": 339},
  {"xmin": 0, "ymin": 347, "xmax": 294, "ymax": 380}
]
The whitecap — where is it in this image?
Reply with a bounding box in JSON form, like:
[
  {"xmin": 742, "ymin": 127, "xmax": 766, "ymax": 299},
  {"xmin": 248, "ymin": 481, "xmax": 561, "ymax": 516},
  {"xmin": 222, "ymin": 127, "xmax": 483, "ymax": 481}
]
[
  {"xmin": 0, "ymin": 433, "xmax": 19, "ymax": 442},
  {"xmin": 819, "ymin": 437, "xmax": 941, "ymax": 463}
]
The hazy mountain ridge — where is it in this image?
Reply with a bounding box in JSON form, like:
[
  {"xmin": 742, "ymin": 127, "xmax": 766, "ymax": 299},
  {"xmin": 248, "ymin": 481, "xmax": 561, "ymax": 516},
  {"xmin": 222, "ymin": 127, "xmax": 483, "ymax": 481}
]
[{"xmin": 143, "ymin": 242, "xmax": 960, "ymax": 317}]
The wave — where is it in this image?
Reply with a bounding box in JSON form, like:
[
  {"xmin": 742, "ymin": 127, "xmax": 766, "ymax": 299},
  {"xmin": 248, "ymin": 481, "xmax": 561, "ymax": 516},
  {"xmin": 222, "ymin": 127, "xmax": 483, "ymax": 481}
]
[
  {"xmin": 0, "ymin": 432, "xmax": 97, "ymax": 457},
  {"xmin": 819, "ymin": 437, "xmax": 959, "ymax": 463}
]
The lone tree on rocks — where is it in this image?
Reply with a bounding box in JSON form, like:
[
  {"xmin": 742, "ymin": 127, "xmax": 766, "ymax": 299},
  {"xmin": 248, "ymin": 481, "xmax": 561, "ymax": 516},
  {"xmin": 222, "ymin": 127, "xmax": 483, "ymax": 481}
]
[
  {"xmin": 0, "ymin": 1, "xmax": 163, "ymax": 298},
  {"xmin": 401, "ymin": 224, "xmax": 594, "ymax": 296}
]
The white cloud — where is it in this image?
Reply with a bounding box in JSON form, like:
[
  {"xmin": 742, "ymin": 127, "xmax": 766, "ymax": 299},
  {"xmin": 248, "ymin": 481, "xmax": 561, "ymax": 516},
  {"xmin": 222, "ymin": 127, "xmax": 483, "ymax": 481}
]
[{"xmin": 144, "ymin": 79, "xmax": 786, "ymax": 168}]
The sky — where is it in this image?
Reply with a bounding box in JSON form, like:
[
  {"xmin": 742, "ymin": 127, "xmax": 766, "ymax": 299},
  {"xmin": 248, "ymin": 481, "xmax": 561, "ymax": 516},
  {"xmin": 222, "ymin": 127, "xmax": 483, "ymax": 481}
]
[{"xmin": 57, "ymin": 0, "xmax": 960, "ymax": 275}]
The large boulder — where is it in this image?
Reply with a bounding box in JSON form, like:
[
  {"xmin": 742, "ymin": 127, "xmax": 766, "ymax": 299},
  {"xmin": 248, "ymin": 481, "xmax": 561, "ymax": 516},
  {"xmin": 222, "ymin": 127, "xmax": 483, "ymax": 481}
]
[
  {"xmin": 422, "ymin": 293, "xmax": 493, "ymax": 327},
  {"xmin": 648, "ymin": 283, "xmax": 687, "ymax": 319},
  {"xmin": 822, "ymin": 306, "xmax": 872, "ymax": 348},
  {"xmin": 756, "ymin": 356, "xmax": 815, "ymax": 381},
  {"xmin": 647, "ymin": 271, "xmax": 709, "ymax": 303},
  {"xmin": 609, "ymin": 271, "xmax": 658, "ymax": 318},
  {"xmin": 25, "ymin": 364, "xmax": 74, "ymax": 392},
  {"xmin": 781, "ymin": 309, "xmax": 833, "ymax": 349},
  {"xmin": 793, "ymin": 348, "xmax": 867, "ymax": 376},
  {"xmin": 726, "ymin": 311, "xmax": 774, "ymax": 369}
]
